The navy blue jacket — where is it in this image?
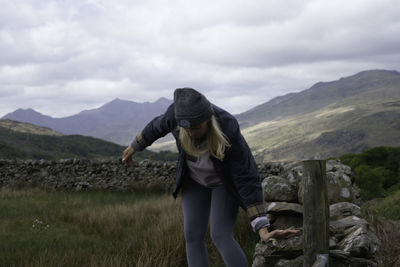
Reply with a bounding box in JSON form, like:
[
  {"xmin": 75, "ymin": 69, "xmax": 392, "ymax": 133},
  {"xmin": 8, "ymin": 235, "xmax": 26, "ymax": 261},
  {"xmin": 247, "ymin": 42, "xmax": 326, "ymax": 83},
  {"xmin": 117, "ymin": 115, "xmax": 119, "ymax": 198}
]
[{"xmin": 132, "ymin": 104, "xmax": 266, "ymax": 220}]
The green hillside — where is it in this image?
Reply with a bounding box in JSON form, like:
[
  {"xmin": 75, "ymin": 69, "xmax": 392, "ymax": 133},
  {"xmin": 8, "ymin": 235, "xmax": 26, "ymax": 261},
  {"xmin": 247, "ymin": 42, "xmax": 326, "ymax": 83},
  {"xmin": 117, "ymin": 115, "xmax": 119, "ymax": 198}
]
[
  {"xmin": 239, "ymin": 70, "xmax": 400, "ymax": 161},
  {"xmin": 0, "ymin": 119, "xmax": 63, "ymax": 136},
  {"xmin": 237, "ymin": 69, "xmax": 400, "ymax": 126},
  {"xmin": 0, "ymin": 124, "xmax": 177, "ymax": 161}
]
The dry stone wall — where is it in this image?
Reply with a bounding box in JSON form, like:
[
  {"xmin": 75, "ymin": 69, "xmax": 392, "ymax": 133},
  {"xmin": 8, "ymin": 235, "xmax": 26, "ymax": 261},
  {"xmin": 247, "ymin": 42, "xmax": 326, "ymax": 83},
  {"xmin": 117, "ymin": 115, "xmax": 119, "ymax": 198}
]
[
  {"xmin": 0, "ymin": 158, "xmax": 176, "ymax": 191},
  {"xmin": 0, "ymin": 158, "xmax": 309, "ymax": 192}
]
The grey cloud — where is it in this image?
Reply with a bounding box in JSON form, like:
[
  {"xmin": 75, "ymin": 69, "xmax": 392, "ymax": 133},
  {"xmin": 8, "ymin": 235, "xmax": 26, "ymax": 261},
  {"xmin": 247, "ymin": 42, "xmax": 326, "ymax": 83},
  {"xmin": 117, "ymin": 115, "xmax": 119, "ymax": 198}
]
[
  {"xmin": 154, "ymin": 0, "xmax": 400, "ymax": 68},
  {"xmin": 0, "ymin": 86, "xmax": 24, "ymax": 98},
  {"xmin": 1, "ymin": 0, "xmax": 400, "ymax": 117}
]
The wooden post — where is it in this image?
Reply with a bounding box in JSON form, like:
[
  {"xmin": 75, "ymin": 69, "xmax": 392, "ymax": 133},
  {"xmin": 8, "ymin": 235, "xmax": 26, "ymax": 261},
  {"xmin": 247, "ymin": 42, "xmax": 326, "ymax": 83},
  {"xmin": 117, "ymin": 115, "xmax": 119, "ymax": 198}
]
[{"xmin": 302, "ymin": 160, "xmax": 329, "ymax": 267}]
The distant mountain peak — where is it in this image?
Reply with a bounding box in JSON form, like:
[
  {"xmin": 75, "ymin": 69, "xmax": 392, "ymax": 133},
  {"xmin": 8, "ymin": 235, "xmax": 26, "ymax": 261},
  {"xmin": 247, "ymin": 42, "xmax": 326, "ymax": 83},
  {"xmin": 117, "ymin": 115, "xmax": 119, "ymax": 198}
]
[
  {"xmin": 155, "ymin": 97, "xmax": 172, "ymax": 105},
  {"xmin": 104, "ymin": 97, "xmax": 172, "ymax": 107},
  {"xmin": 354, "ymin": 69, "xmax": 399, "ymax": 76},
  {"xmin": 110, "ymin": 97, "xmax": 122, "ymax": 103},
  {"xmin": 107, "ymin": 98, "xmax": 137, "ymax": 105},
  {"xmin": 14, "ymin": 108, "xmax": 41, "ymax": 114},
  {"xmin": 3, "ymin": 108, "xmax": 49, "ymax": 120},
  {"xmin": 312, "ymin": 69, "xmax": 400, "ymax": 88}
]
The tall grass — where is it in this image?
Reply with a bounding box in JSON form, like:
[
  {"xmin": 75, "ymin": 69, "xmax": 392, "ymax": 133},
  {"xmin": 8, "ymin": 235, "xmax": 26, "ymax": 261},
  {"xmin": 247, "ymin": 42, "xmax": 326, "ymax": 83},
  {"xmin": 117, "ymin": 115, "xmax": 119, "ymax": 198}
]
[
  {"xmin": 0, "ymin": 186, "xmax": 256, "ymax": 267},
  {"xmin": 362, "ymin": 190, "xmax": 400, "ymax": 267}
]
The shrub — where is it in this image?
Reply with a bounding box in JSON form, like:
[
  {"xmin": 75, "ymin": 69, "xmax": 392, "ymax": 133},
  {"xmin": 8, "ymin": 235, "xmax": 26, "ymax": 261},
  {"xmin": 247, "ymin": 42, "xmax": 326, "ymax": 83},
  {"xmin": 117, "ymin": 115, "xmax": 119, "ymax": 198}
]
[
  {"xmin": 340, "ymin": 146, "xmax": 400, "ymax": 199},
  {"xmin": 354, "ymin": 165, "xmax": 386, "ymax": 199}
]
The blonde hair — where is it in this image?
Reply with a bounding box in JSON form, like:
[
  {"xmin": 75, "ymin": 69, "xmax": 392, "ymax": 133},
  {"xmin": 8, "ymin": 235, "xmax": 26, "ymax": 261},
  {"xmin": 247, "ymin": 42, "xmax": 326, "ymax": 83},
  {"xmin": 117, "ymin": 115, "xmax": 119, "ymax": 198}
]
[{"xmin": 179, "ymin": 115, "xmax": 231, "ymax": 161}]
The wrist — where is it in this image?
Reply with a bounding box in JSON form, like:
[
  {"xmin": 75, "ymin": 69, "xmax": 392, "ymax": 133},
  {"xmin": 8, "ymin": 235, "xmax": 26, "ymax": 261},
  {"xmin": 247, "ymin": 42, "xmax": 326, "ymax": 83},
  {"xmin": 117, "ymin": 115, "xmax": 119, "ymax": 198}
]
[
  {"xmin": 258, "ymin": 227, "xmax": 271, "ymax": 241},
  {"xmin": 258, "ymin": 226, "xmax": 269, "ymax": 234},
  {"xmin": 251, "ymin": 216, "xmax": 270, "ymax": 233}
]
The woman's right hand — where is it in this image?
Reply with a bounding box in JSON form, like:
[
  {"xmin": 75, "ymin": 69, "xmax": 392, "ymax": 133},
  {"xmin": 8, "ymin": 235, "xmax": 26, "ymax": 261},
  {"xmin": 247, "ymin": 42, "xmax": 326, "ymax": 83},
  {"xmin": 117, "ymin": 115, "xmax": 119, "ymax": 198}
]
[
  {"xmin": 122, "ymin": 146, "xmax": 135, "ymax": 167},
  {"xmin": 259, "ymin": 227, "xmax": 300, "ymax": 242}
]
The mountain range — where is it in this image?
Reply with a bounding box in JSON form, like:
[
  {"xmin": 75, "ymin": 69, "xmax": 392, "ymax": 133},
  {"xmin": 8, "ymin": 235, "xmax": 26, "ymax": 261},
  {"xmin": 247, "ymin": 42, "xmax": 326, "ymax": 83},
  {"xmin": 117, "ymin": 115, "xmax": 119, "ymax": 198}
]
[
  {"xmin": 3, "ymin": 69, "xmax": 400, "ymax": 161},
  {"xmin": 239, "ymin": 69, "xmax": 400, "ymax": 161},
  {"xmin": 3, "ymin": 97, "xmax": 173, "ymax": 146}
]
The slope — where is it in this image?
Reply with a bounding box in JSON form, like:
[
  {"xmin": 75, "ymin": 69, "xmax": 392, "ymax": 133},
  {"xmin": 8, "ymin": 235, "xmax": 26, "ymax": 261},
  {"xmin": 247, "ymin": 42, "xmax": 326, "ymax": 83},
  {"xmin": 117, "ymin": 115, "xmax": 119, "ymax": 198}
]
[{"xmin": 240, "ymin": 70, "xmax": 400, "ymax": 161}]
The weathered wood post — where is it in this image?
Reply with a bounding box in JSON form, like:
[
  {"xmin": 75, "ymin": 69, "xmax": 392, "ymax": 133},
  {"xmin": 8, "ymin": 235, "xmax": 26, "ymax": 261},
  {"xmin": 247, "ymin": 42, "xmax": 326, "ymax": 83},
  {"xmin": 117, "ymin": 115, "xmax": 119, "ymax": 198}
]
[{"xmin": 302, "ymin": 160, "xmax": 329, "ymax": 267}]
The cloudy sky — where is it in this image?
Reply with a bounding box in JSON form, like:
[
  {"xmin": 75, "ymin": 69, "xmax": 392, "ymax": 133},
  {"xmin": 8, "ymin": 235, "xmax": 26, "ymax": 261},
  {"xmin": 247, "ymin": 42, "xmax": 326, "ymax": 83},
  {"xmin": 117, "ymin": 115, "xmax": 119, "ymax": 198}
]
[{"xmin": 1, "ymin": 0, "xmax": 399, "ymax": 118}]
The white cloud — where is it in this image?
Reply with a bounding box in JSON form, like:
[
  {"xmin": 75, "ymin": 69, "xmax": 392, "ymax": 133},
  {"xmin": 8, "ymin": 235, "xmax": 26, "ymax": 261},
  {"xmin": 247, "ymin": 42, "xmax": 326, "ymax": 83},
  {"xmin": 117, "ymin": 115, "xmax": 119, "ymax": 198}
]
[{"xmin": 0, "ymin": 0, "xmax": 399, "ymax": 117}]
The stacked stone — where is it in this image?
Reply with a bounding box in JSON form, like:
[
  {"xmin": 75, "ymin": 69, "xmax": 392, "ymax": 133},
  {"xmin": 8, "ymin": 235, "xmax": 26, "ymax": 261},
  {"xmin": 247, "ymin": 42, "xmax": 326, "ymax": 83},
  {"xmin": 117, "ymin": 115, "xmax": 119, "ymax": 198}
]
[
  {"xmin": 253, "ymin": 160, "xmax": 380, "ymax": 267},
  {"xmin": 0, "ymin": 158, "xmax": 176, "ymax": 191}
]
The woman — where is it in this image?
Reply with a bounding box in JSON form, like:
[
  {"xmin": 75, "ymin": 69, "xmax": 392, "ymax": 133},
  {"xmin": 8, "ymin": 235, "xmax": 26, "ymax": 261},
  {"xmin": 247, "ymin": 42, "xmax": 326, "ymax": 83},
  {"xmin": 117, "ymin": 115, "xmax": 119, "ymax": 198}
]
[{"xmin": 122, "ymin": 88, "xmax": 299, "ymax": 267}]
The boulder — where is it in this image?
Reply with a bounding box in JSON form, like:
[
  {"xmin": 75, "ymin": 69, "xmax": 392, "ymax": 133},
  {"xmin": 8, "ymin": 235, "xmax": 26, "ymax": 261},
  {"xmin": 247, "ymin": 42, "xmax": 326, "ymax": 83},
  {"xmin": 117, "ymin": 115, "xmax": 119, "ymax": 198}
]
[
  {"xmin": 274, "ymin": 255, "xmax": 303, "ymax": 267},
  {"xmin": 330, "ymin": 202, "xmax": 361, "ymax": 221},
  {"xmin": 330, "ymin": 216, "xmax": 369, "ymax": 236},
  {"xmin": 337, "ymin": 224, "xmax": 380, "ymax": 258},
  {"xmin": 346, "ymin": 257, "xmax": 378, "ymax": 267},
  {"xmin": 272, "ymin": 215, "xmax": 303, "ymax": 230},
  {"xmin": 262, "ymin": 176, "xmax": 298, "ymax": 202},
  {"xmin": 285, "ymin": 164, "xmax": 303, "ymax": 185},
  {"xmin": 265, "ymin": 202, "xmax": 303, "ymax": 230},
  {"xmin": 329, "ymin": 249, "xmax": 350, "ymax": 259},
  {"xmin": 252, "ymin": 235, "xmax": 303, "ymax": 267},
  {"xmin": 326, "ymin": 160, "xmax": 353, "ymax": 177},
  {"xmin": 330, "ymin": 255, "xmax": 378, "ymax": 267},
  {"xmin": 266, "ymin": 202, "xmax": 303, "ymax": 215},
  {"xmin": 326, "ymin": 171, "xmax": 360, "ymax": 204}
]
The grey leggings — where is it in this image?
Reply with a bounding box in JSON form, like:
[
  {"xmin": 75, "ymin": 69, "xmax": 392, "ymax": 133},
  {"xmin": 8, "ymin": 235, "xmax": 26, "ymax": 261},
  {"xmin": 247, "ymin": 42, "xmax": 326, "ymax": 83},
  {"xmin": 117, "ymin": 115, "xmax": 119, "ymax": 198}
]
[{"xmin": 181, "ymin": 178, "xmax": 248, "ymax": 267}]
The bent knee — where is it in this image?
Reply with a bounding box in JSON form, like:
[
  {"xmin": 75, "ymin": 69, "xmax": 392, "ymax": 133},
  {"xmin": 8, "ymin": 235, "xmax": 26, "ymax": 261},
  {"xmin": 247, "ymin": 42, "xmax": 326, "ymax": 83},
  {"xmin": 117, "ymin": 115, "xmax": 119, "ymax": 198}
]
[{"xmin": 210, "ymin": 229, "xmax": 233, "ymax": 247}]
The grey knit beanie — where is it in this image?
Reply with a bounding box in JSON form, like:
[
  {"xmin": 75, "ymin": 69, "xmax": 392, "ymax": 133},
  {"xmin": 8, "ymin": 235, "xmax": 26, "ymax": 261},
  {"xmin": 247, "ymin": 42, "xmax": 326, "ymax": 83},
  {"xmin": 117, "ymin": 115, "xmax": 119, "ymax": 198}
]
[{"xmin": 174, "ymin": 88, "xmax": 214, "ymax": 129}]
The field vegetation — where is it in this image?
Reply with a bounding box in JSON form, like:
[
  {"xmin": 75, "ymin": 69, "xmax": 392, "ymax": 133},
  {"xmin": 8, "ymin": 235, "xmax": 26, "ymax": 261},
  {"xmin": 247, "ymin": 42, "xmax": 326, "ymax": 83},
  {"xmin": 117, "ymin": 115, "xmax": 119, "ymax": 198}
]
[
  {"xmin": 0, "ymin": 184, "xmax": 256, "ymax": 267},
  {"xmin": 361, "ymin": 192, "xmax": 400, "ymax": 266},
  {"xmin": 340, "ymin": 146, "xmax": 400, "ymax": 266}
]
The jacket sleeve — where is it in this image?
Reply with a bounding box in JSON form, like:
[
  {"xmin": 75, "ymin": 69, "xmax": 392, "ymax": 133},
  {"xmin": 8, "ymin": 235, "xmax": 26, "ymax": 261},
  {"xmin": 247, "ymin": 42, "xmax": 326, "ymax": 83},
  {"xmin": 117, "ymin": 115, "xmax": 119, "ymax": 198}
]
[
  {"xmin": 225, "ymin": 118, "xmax": 267, "ymax": 221},
  {"xmin": 131, "ymin": 104, "xmax": 177, "ymax": 151}
]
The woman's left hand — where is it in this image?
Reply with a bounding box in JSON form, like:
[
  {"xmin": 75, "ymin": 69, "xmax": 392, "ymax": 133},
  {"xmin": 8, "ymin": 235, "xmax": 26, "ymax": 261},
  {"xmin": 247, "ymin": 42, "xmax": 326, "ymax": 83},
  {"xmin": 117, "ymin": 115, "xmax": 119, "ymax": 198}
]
[
  {"xmin": 258, "ymin": 227, "xmax": 300, "ymax": 242},
  {"xmin": 122, "ymin": 146, "xmax": 135, "ymax": 167}
]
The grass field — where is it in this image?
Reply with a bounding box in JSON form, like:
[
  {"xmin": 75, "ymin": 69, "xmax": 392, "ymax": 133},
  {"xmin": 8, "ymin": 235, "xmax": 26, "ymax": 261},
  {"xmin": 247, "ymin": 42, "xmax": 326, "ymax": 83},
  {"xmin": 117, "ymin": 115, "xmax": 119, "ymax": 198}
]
[
  {"xmin": 2, "ymin": 185, "xmax": 398, "ymax": 266},
  {"xmin": 0, "ymin": 186, "xmax": 257, "ymax": 267},
  {"xmin": 361, "ymin": 191, "xmax": 400, "ymax": 267}
]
